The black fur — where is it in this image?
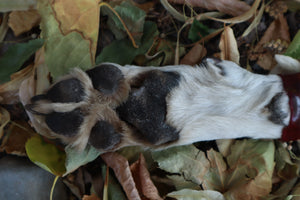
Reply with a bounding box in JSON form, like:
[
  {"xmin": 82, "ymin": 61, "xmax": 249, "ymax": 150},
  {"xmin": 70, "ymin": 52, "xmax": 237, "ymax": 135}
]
[
  {"xmin": 88, "ymin": 121, "xmax": 122, "ymax": 150},
  {"xmin": 45, "ymin": 109, "xmax": 84, "ymax": 137},
  {"xmin": 86, "ymin": 64, "xmax": 124, "ymax": 94},
  {"xmin": 267, "ymin": 92, "xmax": 288, "ymax": 125},
  {"xmin": 46, "ymin": 78, "xmax": 85, "ymax": 103},
  {"xmin": 117, "ymin": 70, "xmax": 180, "ymax": 145}
]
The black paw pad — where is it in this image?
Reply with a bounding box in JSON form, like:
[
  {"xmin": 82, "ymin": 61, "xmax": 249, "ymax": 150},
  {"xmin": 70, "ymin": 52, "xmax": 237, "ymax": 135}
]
[
  {"xmin": 88, "ymin": 121, "xmax": 122, "ymax": 150},
  {"xmin": 86, "ymin": 64, "xmax": 124, "ymax": 95},
  {"xmin": 45, "ymin": 109, "xmax": 84, "ymax": 137},
  {"xmin": 117, "ymin": 70, "xmax": 180, "ymax": 145},
  {"xmin": 46, "ymin": 78, "xmax": 85, "ymax": 103}
]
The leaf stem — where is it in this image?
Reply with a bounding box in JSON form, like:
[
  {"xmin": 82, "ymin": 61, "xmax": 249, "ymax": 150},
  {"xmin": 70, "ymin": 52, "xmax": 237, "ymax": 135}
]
[
  {"xmin": 99, "ymin": 2, "xmax": 138, "ymax": 48},
  {"xmin": 50, "ymin": 176, "xmax": 59, "ymax": 200}
]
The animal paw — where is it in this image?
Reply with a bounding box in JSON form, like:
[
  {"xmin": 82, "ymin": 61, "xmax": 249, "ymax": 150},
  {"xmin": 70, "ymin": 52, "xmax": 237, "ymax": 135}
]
[{"xmin": 26, "ymin": 63, "xmax": 130, "ymax": 151}]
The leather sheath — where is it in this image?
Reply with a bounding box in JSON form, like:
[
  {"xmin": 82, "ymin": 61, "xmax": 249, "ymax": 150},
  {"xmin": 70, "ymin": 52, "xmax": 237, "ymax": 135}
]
[{"xmin": 280, "ymin": 73, "xmax": 300, "ymax": 141}]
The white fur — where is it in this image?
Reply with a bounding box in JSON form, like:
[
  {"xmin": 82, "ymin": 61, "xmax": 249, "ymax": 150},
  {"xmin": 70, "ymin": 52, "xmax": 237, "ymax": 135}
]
[{"xmin": 111, "ymin": 59, "xmax": 290, "ymax": 146}]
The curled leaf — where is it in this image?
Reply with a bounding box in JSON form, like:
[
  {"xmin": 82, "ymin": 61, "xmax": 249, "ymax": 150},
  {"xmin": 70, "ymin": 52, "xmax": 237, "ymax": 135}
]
[
  {"xmin": 101, "ymin": 152, "xmax": 141, "ymax": 200},
  {"xmin": 167, "ymin": 0, "xmax": 250, "ymax": 17},
  {"xmin": 206, "ymin": 0, "xmax": 261, "ymax": 24},
  {"xmin": 219, "ymin": 26, "xmax": 240, "ymax": 64},
  {"xmin": 130, "ymin": 154, "xmax": 163, "ymax": 200},
  {"xmin": 180, "ymin": 44, "xmax": 207, "ymax": 65}
]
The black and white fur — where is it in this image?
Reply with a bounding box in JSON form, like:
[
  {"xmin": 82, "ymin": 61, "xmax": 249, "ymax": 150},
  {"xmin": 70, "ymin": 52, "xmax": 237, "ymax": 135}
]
[{"xmin": 25, "ymin": 58, "xmax": 291, "ymax": 151}]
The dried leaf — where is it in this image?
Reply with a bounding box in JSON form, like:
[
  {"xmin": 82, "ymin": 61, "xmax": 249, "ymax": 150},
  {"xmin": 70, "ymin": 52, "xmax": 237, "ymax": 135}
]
[
  {"xmin": 205, "ymin": 0, "xmax": 261, "ymax": 24},
  {"xmin": 0, "ymin": 0, "xmax": 37, "ymax": 12},
  {"xmin": 216, "ymin": 139, "xmax": 234, "ymax": 157},
  {"xmin": 8, "ymin": 10, "xmax": 41, "ymax": 36},
  {"xmin": 51, "ymin": 0, "xmax": 100, "ymax": 64},
  {"xmin": 0, "ymin": 120, "xmax": 35, "ymax": 156},
  {"xmin": 101, "ymin": 165, "xmax": 127, "ymax": 200},
  {"xmin": 251, "ymin": 14, "xmax": 291, "ymax": 70},
  {"xmin": 82, "ymin": 193, "xmax": 101, "ymax": 200},
  {"xmin": 153, "ymin": 140, "xmax": 275, "ymax": 199},
  {"xmin": 265, "ymin": 1, "xmax": 288, "ymax": 19},
  {"xmin": 242, "ymin": 1, "xmax": 265, "ymax": 37},
  {"xmin": 101, "ymin": 152, "xmax": 141, "ymax": 200},
  {"xmin": 167, "ymin": 189, "xmax": 226, "ymax": 200},
  {"xmin": 152, "ymin": 145, "xmax": 210, "ymax": 185},
  {"xmin": 0, "ymin": 107, "xmax": 10, "ymax": 139},
  {"xmin": 130, "ymin": 154, "xmax": 163, "ymax": 200},
  {"xmin": 25, "ymin": 136, "xmax": 66, "ymax": 176},
  {"xmin": 0, "ymin": 38, "xmax": 44, "ymax": 84},
  {"xmin": 0, "ymin": 64, "xmax": 34, "ymax": 104},
  {"xmin": 0, "ymin": 13, "xmax": 9, "ymax": 42},
  {"xmin": 37, "ymin": 0, "xmax": 94, "ymax": 78},
  {"xmin": 180, "ymin": 44, "xmax": 206, "ymax": 65},
  {"xmin": 222, "ymin": 140, "xmax": 275, "ymax": 199},
  {"xmin": 219, "ymin": 26, "xmax": 240, "ymax": 64},
  {"xmin": 167, "ymin": 0, "xmax": 250, "ymax": 17},
  {"xmin": 275, "ymin": 142, "xmax": 299, "ymax": 180}
]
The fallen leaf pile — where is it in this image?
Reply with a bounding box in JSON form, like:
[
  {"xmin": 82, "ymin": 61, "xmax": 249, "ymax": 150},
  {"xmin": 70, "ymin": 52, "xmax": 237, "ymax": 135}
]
[{"xmin": 0, "ymin": 0, "xmax": 300, "ymax": 199}]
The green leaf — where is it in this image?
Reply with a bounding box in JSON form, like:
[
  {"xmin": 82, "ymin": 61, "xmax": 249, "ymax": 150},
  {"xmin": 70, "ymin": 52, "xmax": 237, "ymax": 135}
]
[
  {"xmin": 96, "ymin": 21, "xmax": 158, "ymax": 65},
  {"xmin": 37, "ymin": 0, "xmax": 93, "ymax": 79},
  {"xmin": 0, "ymin": 39, "xmax": 44, "ymax": 84},
  {"xmin": 105, "ymin": 1, "xmax": 146, "ymax": 44},
  {"xmin": 64, "ymin": 145, "xmax": 101, "ymax": 175},
  {"xmin": 285, "ymin": 30, "xmax": 300, "ymax": 59},
  {"xmin": 167, "ymin": 189, "xmax": 226, "ymax": 200},
  {"xmin": 188, "ymin": 20, "xmax": 215, "ymax": 42},
  {"xmin": 25, "ymin": 136, "xmax": 66, "ymax": 176}
]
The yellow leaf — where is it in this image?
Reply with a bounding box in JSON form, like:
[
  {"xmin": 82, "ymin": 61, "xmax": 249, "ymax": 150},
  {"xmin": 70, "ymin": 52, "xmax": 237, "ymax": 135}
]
[
  {"xmin": 8, "ymin": 10, "xmax": 41, "ymax": 36},
  {"xmin": 51, "ymin": 0, "xmax": 100, "ymax": 64}
]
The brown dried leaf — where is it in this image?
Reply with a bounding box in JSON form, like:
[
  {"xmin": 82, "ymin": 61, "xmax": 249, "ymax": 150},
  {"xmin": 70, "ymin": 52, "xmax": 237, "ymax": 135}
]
[
  {"xmin": 130, "ymin": 154, "xmax": 163, "ymax": 200},
  {"xmin": 8, "ymin": 9, "xmax": 41, "ymax": 36},
  {"xmin": 168, "ymin": 0, "xmax": 250, "ymax": 17},
  {"xmin": 0, "ymin": 107, "xmax": 10, "ymax": 139},
  {"xmin": 265, "ymin": 0, "xmax": 288, "ymax": 19},
  {"xmin": 82, "ymin": 193, "xmax": 101, "ymax": 200},
  {"xmin": 0, "ymin": 120, "xmax": 35, "ymax": 156},
  {"xmin": 250, "ymin": 14, "xmax": 290, "ymax": 70},
  {"xmin": 51, "ymin": 0, "xmax": 100, "ymax": 64},
  {"xmin": 0, "ymin": 64, "xmax": 34, "ymax": 104},
  {"xmin": 219, "ymin": 26, "xmax": 240, "ymax": 64},
  {"xmin": 180, "ymin": 44, "xmax": 207, "ymax": 66},
  {"xmin": 101, "ymin": 152, "xmax": 141, "ymax": 200}
]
